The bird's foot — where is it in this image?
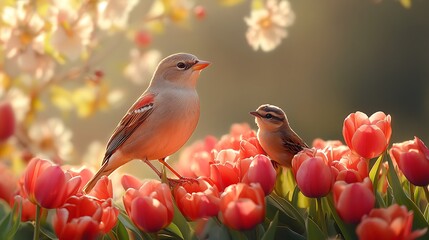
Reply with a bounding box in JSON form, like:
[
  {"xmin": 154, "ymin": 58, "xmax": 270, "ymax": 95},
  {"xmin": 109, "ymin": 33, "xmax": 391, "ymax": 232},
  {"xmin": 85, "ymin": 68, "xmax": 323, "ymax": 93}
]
[{"xmin": 167, "ymin": 176, "xmax": 198, "ymax": 188}]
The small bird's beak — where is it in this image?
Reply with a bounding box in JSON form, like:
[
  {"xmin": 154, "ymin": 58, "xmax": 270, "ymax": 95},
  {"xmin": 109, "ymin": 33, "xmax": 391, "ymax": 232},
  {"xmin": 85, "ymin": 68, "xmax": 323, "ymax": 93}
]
[
  {"xmin": 192, "ymin": 60, "xmax": 210, "ymax": 71},
  {"xmin": 250, "ymin": 111, "xmax": 261, "ymax": 117}
]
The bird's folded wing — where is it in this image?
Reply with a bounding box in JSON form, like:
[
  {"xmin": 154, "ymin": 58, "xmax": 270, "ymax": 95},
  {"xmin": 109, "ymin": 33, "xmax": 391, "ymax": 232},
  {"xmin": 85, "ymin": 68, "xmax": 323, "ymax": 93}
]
[
  {"xmin": 102, "ymin": 93, "xmax": 156, "ymax": 165},
  {"xmin": 282, "ymin": 133, "xmax": 309, "ymax": 154}
]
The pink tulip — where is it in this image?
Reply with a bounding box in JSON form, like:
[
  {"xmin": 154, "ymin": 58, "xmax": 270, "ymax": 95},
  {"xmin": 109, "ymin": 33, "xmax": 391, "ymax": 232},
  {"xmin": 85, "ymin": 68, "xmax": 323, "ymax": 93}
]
[
  {"xmin": 357, "ymin": 204, "xmax": 427, "ymax": 240},
  {"xmin": 219, "ymin": 183, "xmax": 265, "ymax": 230},
  {"xmin": 333, "ymin": 178, "xmax": 375, "ymax": 223},
  {"xmin": 123, "ymin": 180, "xmax": 174, "ymax": 232},
  {"xmin": 23, "ymin": 158, "xmax": 81, "ymax": 208},
  {"xmin": 390, "ymin": 137, "xmax": 429, "ymax": 186},
  {"xmin": 292, "ymin": 148, "xmax": 333, "ymax": 198},
  {"xmin": 173, "ymin": 177, "xmax": 220, "ymax": 220},
  {"xmin": 343, "ymin": 111, "xmax": 391, "ymax": 159},
  {"xmin": 241, "ymin": 155, "xmax": 276, "ymax": 195}
]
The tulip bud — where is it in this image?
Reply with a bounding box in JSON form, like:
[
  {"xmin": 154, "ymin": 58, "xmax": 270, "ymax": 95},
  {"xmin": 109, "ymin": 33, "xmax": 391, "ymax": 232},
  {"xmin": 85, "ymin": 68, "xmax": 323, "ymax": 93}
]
[
  {"xmin": 241, "ymin": 154, "xmax": 276, "ymax": 195},
  {"xmin": 342, "ymin": 111, "xmax": 391, "ymax": 159},
  {"xmin": 333, "ymin": 178, "xmax": 375, "ymax": 223},
  {"xmin": 292, "ymin": 149, "xmax": 333, "ymax": 198},
  {"xmin": 219, "ymin": 183, "xmax": 265, "ymax": 230},
  {"xmin": 390, "ymin": 137, "xmax": 429, "ymax": 186}
]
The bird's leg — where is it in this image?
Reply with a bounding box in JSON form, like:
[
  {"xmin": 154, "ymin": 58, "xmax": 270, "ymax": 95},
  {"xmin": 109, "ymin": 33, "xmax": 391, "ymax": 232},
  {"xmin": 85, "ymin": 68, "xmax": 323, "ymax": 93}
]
[
  {"xmin": 142, "ymin": 159, "xmax": 162, "ymax": 178},
  {"xmin": 158, "ymin": 157, "xmax": 197, "ymax": 187}
]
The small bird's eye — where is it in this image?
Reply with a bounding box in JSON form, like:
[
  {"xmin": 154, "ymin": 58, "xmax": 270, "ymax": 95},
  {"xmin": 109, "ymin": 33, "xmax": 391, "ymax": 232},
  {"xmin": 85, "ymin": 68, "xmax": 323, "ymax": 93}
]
[
  {"xmin": 265, "ymin": 113, "xmax": 273, "ymax": 119},
  {"xmin": 176, "ymin": 62, "xmax": 186, "ymax": 70}
]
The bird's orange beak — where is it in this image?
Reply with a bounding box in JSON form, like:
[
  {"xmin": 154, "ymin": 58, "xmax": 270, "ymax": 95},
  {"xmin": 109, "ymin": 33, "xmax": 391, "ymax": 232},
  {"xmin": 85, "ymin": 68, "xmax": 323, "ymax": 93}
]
[
  {"xmin": 250, "ymin": 111, "xmax": 261, "ymax": 117},
  {"xmin": 192, "ymin": 60, "xmax": 210, "ymax": 71}
]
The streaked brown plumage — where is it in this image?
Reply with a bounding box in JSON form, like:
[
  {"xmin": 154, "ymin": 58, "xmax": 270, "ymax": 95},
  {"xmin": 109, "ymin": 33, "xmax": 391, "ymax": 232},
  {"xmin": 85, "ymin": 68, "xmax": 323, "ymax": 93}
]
[{"xmin": 250, "ymin": 104, "xmax": 308, "ymax": 168}]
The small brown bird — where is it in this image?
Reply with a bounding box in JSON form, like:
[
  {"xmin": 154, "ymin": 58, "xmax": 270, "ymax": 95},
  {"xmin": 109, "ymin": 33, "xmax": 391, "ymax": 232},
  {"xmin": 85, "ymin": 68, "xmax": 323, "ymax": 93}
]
[
  {"xmin": 83, "ymin": 53, "xmax": 210, "ymax": 193},
  {"xmin": 250, "ymin": 104, "xmax": 309, "ymax": 168}
]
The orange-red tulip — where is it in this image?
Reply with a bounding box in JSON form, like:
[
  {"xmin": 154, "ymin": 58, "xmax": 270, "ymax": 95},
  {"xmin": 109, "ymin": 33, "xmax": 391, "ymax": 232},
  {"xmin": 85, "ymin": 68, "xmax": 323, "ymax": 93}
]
[
  {"xmin": 343, "ymin": 111, "xmax": 391, "ymax": 159},
  {"xmin": 123, "ymin": 179, "xmax": 174, "ymax": 232},
  {"xmin": 241, "ymin": 154, "xmax": 276, "ymax": 195},
  {"xmin": 210, "ymin": 161, "xmax": 240, "ymax": 192},
  {"xmin": 53, "ymin": 175, "xmax": 118, "ymax": 239},
  {"xmin": 219, "ymin": 183, "xmax": 265, "ymax": 230},
  {"xmin": 292, "ymin": 148, "xmax": 333, "ymax": 198},
  {"xmin": 333, "ymin": 178, "xmax": 375, "ymax": 223},
  {"xmin": 356, "ymin": 204, "xmax": 427, "ymax": 240},
  {"xmin": 173, "ymin": 177, "xmax": 220, "ymax": 221},
  {"xmin": 390, "ymin": 136, "xmax": 429, "ymax": 186},
  {"xmin": 53, "ymin": 196, "xmax": 118, "ymax": 240},
  {"xmin": 23, "ymin": 158, "xmax": 81, "ymax": 208}
]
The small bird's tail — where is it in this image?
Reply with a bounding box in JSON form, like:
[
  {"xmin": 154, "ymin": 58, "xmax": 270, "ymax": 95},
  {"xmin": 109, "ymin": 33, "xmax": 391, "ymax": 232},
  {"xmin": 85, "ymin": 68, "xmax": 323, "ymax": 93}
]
[{"xmin": 83, "ymin": 162, "xmax": 113, "ymax": 194}]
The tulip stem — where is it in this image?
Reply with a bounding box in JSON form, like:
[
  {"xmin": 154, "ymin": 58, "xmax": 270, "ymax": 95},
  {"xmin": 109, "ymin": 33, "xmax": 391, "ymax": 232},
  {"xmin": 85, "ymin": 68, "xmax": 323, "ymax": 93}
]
[
  {"xmin": 33, "ymin": 205, "xmax": 41, "ymax": 240},
  {"xmin": 423, "ymin": 186, "xmax": 429, "ymax": 204},
  {"xmin": 409, "ymin": 183, "xmax": 415, "ymax": 202},
  {"xmin": 317, "ymin": 197, "xmax": 327, "ymax": 235}
]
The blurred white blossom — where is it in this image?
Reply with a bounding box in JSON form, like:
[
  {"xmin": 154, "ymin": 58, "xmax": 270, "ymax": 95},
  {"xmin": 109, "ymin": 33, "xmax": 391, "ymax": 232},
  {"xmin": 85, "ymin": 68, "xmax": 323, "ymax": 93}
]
[
  {"xmin": 244, "ymin": 0, "xmax": 295, "ymax": 52},
  {"xmin": 28, "ymin": 118, "xmax": 73, "ymax": 163},
  {"xmin": 50, "ymin": 2, "xmax": 94, "ymax": 60},
  {"xmin": 97, "ymin": 0, "xmax": 139, "ymax": 30},
  {"xmin": 1, "ymin": 88, "xmax": 30, "ymax": 122},
  {"xmin": 124, "ymin": 49, "xmax": 162, "ymax": 85},
  {"xmin": 1, "ymin": 4, "xmax": 54, "ymax": 80}
]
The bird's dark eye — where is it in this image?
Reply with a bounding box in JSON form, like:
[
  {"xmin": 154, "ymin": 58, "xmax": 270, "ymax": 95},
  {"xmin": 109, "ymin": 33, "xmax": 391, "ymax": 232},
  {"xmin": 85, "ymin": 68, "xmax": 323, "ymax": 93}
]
[
  {"xmin": 265, "ymin": 113, "xmax": 273, "ymax": 119},
  {"xmin": 176, "ymin": 62, "xmax": 186, "ymax": 70}
]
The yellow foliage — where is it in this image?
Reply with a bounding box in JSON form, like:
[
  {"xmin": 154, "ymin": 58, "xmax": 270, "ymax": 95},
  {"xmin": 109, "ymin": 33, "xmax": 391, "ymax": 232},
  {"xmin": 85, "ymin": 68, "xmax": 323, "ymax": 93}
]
[
  {"xmin": 400, "ymin": 0, "xmax": 412, "ymax": 9},
  {"xmin": 218, "ymin": 0, "xmax": 245, "ymax": 7}
]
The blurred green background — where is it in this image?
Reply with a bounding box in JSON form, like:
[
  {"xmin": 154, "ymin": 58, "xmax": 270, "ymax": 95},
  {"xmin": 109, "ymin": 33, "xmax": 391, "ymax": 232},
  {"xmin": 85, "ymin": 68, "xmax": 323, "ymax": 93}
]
[{"xmin": 69, "ymin": 1, "xmax": 429, "ymax": 171}]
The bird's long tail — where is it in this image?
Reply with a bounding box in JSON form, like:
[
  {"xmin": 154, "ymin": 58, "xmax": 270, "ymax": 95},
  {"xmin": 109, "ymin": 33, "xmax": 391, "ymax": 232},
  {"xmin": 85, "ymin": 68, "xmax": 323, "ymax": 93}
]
[{"xmin": 83, "ymin": 162, "xmax": 113, "ymax": 194}]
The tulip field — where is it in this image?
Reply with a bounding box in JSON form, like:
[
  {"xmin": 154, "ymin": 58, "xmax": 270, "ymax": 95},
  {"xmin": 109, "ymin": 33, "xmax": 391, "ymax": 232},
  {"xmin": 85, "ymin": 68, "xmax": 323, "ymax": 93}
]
[{"xmin": 1, "ymin": 0, "xmax": 429, "ymax": 240}]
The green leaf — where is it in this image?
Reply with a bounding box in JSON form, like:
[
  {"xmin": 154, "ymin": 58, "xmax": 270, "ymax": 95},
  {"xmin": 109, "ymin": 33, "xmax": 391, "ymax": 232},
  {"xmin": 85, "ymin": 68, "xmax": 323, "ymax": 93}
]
[
  {"xmin": 306, "ymin": 217, "xmax": 327, "ymax": 240},
  {"xmin": 39, "ymin": 224, "xmax": 57, "ymax": 240},
  {"xmin": 112, "ymin": 216, "xmax": 130, "ymax": 240},
  {"xmin": 117, "ymin": 210, "xmax": 145, "ymax": 240},
  {"xmin": 164, "ymin": 222, "xmax": 184, "ymax": 239},
  {"xmin": 261, "ymin": 211, "xmax": 278, "ymax": 240},
  {"xmin": 386, "ymin": 155, "xmax": 429, "ymax": 234},
  {"xmin": 324, "ymin": 196, "xmax": 357, "ymax": 240},
  {"xmin": 369, "ymin": 153, "xmax": 384, "ymax": 193},
  {"xmin": 198, "ymin": 218, "xmax": 231, "ymax": 240},
  {"xmin": 267, "ymin": 193, "xmax": 305, "ymax": 234},
  {"xmin": 171, "ymin": 201, "xmax": 193, "ymax": 239},
  {"xmin": 0, "ymin": 199, "xmax": 22, "ymax": 240}
]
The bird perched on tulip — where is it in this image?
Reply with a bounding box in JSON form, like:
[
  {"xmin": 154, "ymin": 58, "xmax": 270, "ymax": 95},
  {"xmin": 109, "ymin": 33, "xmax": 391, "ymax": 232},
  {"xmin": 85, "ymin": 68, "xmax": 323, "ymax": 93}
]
[
  {"xmin": 83, "ymin": 53, "xmax": 210, "ymax": 193},
  {"xmin": 250, "ymin": 104, "xmax": 308, "ymax": 168}
]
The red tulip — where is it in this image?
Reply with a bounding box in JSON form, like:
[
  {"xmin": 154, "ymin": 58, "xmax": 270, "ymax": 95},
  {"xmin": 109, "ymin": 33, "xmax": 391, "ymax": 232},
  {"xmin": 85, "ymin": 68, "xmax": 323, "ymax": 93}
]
[
  {"xmin": 333, "ymin": 178, "xmax": 375, "ymax": 223},
  {"xmin": 239, "ymin": 138, "xmax": 265, "ymax": 159},
  {"xmin": 0, "ymin": 161, "xmax": 17, "ymax": 202},
  {"xmin": 390, "ymin": 137, "xmax": 429, "ymax": 186},
  {"xmin": 173, "ymin": 177, "xmax": 220, "ymax": 221},
  {"xmin": 219, "ymin": 183, "xmax": 265, "ymax": 230},
  {"xmin": 214, "ymin": 123, "xmax": 256, "ymax": 151},
  {"xmin": 123, "ymin": 180, "xmax": 174, "ymax": 232},
  {"xmin": 53, "ymin": 195, "xmax": 118, "ymax": 240},
  {"xmin": 343, "ymin": 111, "xmax": 391, "ymax": 159},
  {"xmin": 331, "ymin": 153, "xmax": 368, "ymax": 183},
  {"xmin": 176, "ymin": 136, "xmax": 217, "ymax": 178},
  {"xmin": 23, "ymin": 158, "xmax": 81, "ymax": 208},
  {"xmin": 292, "ymin": 148, "xmax": 333, "ymax": 198},
  {"xmin": 0, "ymin": 100, "xmax": 15, "ymax": 142},
  {"xmin": 357, "ymin": 204, "xmax": 427, "ymax": 240},
  {"xmin": 210, "ymin": 160, "xmax": 240, "ymax": 192},
  {"xmin": 241, "ymin": 154, "xmax": 276, "ymax": 195}
]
